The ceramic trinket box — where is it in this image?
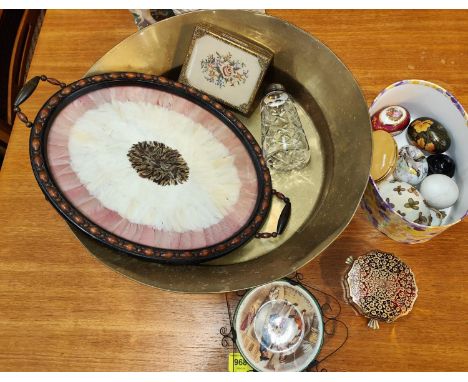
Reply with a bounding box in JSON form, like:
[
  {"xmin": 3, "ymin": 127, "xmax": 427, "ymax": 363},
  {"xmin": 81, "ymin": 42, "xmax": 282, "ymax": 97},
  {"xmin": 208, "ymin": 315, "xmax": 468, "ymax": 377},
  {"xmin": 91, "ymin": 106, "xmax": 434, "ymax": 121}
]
[{"xmin": 371, "ymin": 105, "xmax": 410, "ymax": 135}]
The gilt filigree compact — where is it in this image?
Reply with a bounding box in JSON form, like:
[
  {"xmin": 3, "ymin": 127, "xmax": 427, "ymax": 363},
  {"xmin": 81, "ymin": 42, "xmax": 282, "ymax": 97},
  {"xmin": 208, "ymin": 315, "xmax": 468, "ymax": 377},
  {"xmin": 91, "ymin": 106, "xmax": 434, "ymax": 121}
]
[{"xmin": 344, "ymin": 250, "xmax": 418, "ymax": 329}]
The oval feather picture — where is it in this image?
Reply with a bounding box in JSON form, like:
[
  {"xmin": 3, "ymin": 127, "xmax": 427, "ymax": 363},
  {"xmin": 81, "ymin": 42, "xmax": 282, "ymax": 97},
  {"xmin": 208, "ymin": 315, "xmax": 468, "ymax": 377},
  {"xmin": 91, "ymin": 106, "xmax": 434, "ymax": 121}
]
[{"xmin": 46, "ymin": 83, "xmax": 260, "ymax": 252}]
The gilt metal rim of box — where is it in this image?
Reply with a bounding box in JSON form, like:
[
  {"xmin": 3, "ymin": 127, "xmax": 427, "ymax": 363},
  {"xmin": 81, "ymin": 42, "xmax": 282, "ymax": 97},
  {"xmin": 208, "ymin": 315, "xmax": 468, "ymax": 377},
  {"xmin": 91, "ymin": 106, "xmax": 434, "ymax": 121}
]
[{"xmin": 179, "ymin": 23, "xmax": 273, "ymax": 114}]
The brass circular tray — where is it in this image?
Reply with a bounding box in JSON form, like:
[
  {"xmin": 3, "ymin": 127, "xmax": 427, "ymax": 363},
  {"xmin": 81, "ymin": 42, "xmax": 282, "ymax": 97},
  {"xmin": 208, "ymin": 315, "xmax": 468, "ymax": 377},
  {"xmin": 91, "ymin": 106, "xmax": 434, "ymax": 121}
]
[{"xmin": 79, "ymin": 10, "xmax": 371, "ymax": 292}]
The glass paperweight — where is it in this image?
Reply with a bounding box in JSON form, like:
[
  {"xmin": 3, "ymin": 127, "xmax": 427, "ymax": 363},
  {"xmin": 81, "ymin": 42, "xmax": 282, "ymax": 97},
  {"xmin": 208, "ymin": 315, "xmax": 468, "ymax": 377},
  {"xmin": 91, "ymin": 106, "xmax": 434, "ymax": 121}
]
[
  {"xmin": 234, "ymin": 279, "xmax": 323, "ymax": 372},
  {"xmin": 260, "ymin": 84, "xmax": 310, "ymax": 172},
  {"xmin": 344, "ymin": 250, "xmax": 418, "ymax": 330}
]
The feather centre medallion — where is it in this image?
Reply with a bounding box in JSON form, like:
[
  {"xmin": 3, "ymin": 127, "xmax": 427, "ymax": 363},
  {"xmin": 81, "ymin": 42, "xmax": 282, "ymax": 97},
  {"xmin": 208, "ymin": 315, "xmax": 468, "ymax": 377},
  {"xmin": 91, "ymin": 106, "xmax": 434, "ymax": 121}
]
[{"xmin": 127, "ymin": 141, "xmax": 189, "ymax": 186}]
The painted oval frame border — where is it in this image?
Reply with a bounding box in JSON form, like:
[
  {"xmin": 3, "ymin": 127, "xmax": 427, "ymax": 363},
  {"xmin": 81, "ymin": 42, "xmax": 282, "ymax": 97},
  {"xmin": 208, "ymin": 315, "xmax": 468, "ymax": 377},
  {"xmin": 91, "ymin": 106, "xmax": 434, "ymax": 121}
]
[{"xmin": 29, "ymin": 72, "xmax": 272, "ymax": 264}]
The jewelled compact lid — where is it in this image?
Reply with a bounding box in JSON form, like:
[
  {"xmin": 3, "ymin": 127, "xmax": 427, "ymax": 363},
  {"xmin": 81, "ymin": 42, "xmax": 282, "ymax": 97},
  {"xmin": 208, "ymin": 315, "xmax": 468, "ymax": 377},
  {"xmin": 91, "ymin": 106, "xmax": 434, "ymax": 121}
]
[
  {"xmin": 31, "ymin": 73, "xmax": 272, "ymax": 264},
  {"xmin": 234, "ymin": 279, "xmax": 324, "ymax": 372},
  {"xmin": 344, "ymin": 250, "xmax": 418, "ymax": 329}
]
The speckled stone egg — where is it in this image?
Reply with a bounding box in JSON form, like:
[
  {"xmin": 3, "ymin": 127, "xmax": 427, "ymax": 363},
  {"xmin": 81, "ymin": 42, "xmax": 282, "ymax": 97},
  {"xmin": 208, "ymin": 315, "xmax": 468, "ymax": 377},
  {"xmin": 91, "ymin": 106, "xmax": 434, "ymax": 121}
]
[
  {"xmin": 394, "ymin": 145, "xmax": 428, "ymax": 186},
  {"xmin": 428, "ymin": 207, "xmax": 447, "ymax": 227},
  {"xmin": 427, "ymin": 153, "xmax": 456, "ymax": 178},
  {"xmin": 420, "ymin": 174, "xmax": 459, "ymax": 209},
  {"xmin": 379, "ymin": 180, "xmax": 432, "ymax": 225},
  {"xmin": 407, "ymin": 117, "xmax": 451, "ymax": 154},
  {"xmin": 371, "ymin": 105, "xmax": 410, "ymax": 135}
]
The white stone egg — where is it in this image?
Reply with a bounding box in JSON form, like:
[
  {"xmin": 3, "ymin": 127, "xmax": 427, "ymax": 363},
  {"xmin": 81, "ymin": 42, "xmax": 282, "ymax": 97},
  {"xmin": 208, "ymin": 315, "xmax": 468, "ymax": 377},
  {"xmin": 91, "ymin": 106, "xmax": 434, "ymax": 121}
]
[{"xmin": 420, "ymin": 174, "xmax": 459, "ymax": 209}]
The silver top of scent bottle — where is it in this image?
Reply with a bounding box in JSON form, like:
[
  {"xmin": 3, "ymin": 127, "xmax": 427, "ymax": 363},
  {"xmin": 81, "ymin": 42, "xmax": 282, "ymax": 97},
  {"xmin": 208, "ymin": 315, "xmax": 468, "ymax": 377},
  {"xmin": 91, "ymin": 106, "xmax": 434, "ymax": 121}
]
[{"xmin": 265, "ymin": 83, "xmax": 286, "ymax": 94}]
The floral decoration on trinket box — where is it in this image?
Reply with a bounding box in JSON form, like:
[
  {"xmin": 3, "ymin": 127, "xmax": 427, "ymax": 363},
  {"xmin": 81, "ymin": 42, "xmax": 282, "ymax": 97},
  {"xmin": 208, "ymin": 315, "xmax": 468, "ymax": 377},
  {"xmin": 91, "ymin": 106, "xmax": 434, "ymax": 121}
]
[
  {"xmin": 344, "ymin": 250, "xmax": 418, "ymax": 329},
  {"xmin": 179, "ymin": 23, "xmax": 273, "ymax": 114}
]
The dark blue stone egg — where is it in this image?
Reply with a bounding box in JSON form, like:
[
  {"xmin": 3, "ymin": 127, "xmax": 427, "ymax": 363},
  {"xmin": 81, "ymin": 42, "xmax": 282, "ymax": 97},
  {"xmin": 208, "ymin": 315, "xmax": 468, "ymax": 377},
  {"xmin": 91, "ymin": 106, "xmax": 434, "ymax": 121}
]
[{"xmin": 427, "ymin": 153, "xmax": 456, "ymax": 178}]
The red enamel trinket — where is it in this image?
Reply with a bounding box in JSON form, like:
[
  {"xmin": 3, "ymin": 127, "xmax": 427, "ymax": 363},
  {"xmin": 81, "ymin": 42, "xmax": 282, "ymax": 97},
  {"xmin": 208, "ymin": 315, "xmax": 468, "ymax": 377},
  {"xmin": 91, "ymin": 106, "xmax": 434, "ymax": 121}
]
[{"xmin": 371, "ymin": 105, "xmax": 410, "ymax": 135}]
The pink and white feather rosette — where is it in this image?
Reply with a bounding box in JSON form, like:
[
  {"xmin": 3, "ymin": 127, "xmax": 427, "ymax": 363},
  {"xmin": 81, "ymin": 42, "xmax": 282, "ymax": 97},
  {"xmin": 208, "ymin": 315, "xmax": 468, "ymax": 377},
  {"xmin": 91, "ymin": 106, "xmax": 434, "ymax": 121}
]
[{"xmin": 47, "ymin": 84, "xmax": 259, "ymax": 251}]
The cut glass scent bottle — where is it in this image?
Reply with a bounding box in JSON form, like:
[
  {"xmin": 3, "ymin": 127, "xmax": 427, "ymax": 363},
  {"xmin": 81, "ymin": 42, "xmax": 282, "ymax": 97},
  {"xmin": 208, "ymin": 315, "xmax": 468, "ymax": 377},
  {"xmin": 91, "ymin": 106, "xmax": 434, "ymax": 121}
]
[{"xmin": 261, "ymin": 83, "xmax": 310, "ymax": 172}]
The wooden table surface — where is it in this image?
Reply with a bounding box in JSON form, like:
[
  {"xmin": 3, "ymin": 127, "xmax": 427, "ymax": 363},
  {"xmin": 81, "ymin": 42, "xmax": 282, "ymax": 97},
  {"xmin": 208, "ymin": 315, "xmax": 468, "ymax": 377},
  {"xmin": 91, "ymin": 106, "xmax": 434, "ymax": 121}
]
[{"xmin": 1, "ymin": 10, "xmax": 467, "ymax": 372}]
